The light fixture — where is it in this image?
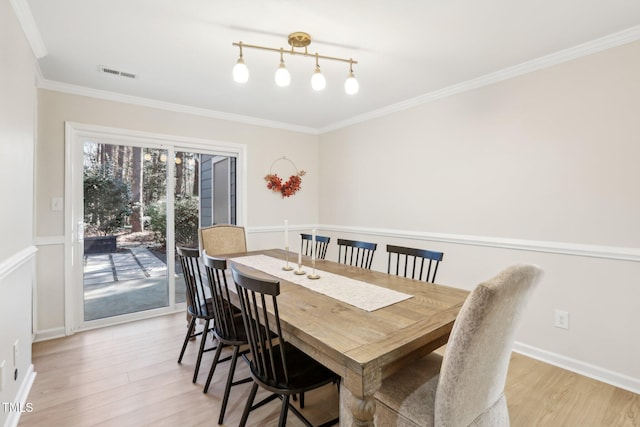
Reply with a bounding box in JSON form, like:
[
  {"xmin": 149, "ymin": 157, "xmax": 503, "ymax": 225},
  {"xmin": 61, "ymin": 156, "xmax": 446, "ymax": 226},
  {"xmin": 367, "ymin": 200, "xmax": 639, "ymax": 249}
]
[
  {"xmin": 310, "ymin": 53, "xmax": 326, "ymax": 91},
  {"xmin": 232, "ymin": 42, "xmax": 249, "ymax": 83},
  {"xmin": 274, "ymin": 48, "xmax": 291, "ymax": 87},
  {"xmin": 232, "ymin": 32, "xmax": 358, "ymax": 94},
  {"xmin": 344, "ymin": 60, "xmax": 359, "ymax": 95}
]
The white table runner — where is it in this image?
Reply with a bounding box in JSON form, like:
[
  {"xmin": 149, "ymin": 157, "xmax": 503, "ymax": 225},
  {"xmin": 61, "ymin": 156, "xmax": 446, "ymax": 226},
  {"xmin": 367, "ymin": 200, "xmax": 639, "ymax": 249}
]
[{"xmin": 230, "ymin": 254, "xmax": 412, "ymax": 312}]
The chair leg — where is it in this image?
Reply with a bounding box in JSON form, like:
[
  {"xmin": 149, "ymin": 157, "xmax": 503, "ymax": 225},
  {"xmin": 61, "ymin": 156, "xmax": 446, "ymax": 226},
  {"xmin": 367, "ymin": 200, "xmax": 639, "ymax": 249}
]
[
  {"xmin": 239, "ymin": 382, "xmax": 259, "ymax": 427},
  {"xmin": 192, "ymin": 319, "xmax": 210, "ymax": 383},
  {"xmin": 178, "ymin": 317, "xmax": 196, "ymax": 363},
  {"xmin": 278, "ymin": 395, "xmax": 290, "ymax": 427},
  {"xmin": 300, "ymin": 391, "xmax": 305, "ymax": 408},
  {"xmin": 203, "ymin": 341, "xmax": 225, "ymax": 393},
  {"xmin": 218, "ymin": 346, "xmax": 240, "ymax": 425}
]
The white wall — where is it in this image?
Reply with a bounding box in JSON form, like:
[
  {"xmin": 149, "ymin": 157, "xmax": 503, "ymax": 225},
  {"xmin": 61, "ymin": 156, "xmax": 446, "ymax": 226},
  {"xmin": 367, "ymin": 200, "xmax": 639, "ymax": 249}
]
[
  {"xmin": 0, "ymin": 0, "xmax": 37, "ymax": 425},
  {"xmin": 318, "ymin": 41, "xmax": 640, "ymax": 391},
  {"xmin": 34, "ymin": 90, "xmax": 320, "ymax": 337}
]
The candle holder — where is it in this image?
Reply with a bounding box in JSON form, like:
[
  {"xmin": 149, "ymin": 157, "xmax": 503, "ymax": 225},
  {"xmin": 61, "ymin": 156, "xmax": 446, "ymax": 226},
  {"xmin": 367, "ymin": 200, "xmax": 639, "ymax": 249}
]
[
  {"xmin": 294, "ymin": 263, "xmax": 306, "ymax": 275},
  {"xmin": 282, "ymin": 247, "xmax": 294, "ymax": 271},
  {"xmin": 307, "ymin": 259, "xmax": 320, "ymax": 280}
]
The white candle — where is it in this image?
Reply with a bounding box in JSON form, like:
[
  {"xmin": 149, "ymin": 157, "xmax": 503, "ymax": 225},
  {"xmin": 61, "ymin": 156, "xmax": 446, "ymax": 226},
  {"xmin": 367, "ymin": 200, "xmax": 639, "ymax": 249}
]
[
  {"xmin": 284, "ymin": 219, "xmax": 289, "ymax": 249},
  {"xmin": 298, "ymin": 248, "xmax": 302, "ymax": 266},
  {"xmin": 311, "ymin": 228, "xmax": 316, "ymax": 262}
]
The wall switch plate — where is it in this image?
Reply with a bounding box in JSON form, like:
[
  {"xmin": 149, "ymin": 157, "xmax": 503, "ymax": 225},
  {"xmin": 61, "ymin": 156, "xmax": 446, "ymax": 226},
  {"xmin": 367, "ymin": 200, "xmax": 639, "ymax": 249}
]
[
  {"xmin": 51, "ymin": 197, "xmax": 63, "ymax": 211},
  {"xmin": 554, "ymin": 309, "xmax": 569, "ymax": 330}
]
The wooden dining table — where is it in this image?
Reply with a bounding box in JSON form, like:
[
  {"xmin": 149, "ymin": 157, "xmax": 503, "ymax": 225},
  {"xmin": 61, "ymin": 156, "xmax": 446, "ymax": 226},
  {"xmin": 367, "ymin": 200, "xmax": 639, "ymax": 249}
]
[{"xmin": 226, "ymin": 248, "xmax": 469, "ymax": 427}]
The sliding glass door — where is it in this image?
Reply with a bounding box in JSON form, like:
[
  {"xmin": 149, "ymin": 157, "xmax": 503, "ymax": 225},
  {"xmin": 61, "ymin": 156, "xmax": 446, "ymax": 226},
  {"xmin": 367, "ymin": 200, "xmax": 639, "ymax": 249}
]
[{"xmin": 67, "ymin": 124, "xmax": 242, "ymax": 331}]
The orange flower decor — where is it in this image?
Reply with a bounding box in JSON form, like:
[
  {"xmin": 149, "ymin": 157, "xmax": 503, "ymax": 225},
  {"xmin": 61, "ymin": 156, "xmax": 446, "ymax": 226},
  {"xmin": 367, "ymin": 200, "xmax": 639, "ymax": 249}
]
[{"xmin": 265, "ymin": 170, "xmax": 306, "ymax": 198}]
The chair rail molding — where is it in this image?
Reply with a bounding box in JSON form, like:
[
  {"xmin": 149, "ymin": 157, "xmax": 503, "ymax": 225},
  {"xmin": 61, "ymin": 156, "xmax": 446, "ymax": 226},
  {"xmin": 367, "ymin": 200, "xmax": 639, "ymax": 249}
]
[
  {"xmin": 318, "ymin": 225, "xmax": 640, "ymax": 263},
  {"xmin": 0, "ymin": 246, "xmax": 37, "ymax": 282},
  {"xmin": 247, "ymin": 224, "xmax": 319, "ymax": 234},
  {"xmin": 247, "ymin": 224, "xmax": 640, "ymax": 262}
]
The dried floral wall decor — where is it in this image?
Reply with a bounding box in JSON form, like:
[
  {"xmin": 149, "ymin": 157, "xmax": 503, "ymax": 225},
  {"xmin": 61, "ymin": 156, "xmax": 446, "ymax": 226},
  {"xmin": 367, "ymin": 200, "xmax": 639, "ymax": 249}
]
[{"xmin": 264, "ymin": 156, "xmax": 306, "ymax": 198}]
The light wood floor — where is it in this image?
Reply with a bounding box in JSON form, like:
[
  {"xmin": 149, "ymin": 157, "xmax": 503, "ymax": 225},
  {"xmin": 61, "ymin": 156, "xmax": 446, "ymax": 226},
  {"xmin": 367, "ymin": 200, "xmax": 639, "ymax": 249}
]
[{"xmin": 19, "ymin": 313, "xmax": 640, "ymax": 427}]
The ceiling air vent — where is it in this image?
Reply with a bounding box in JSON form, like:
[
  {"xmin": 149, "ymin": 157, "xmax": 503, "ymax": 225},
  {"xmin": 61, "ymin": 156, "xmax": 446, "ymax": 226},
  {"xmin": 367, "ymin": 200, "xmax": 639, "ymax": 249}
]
[{"xmin": 99, "ymin": 66, "xmax": 137, "ymax": 79}]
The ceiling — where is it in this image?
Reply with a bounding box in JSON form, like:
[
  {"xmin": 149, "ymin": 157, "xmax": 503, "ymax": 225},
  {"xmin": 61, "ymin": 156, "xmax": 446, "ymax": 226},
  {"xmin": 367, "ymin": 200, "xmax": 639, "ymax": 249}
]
[{"xmin": 22, "ymin": 0, "xmax": 640, "ymax": 132}]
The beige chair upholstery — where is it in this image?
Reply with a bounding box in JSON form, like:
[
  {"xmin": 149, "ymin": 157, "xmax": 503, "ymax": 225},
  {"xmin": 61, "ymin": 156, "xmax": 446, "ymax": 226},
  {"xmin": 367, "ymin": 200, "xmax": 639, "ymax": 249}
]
[
  {"xmin": 340, "ymin": 264, "xmax": 543, "ymax": 427},
  {"xmin": 199, "ymin": 224, "xmax": 247, "ymax": 255}
]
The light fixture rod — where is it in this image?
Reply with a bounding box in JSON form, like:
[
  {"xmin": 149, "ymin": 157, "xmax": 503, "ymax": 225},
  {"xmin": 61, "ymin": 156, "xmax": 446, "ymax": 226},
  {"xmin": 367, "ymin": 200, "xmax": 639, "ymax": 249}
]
[{"xmin": 232, "ymin": 41, "xmax": 358, "ymax": 65}]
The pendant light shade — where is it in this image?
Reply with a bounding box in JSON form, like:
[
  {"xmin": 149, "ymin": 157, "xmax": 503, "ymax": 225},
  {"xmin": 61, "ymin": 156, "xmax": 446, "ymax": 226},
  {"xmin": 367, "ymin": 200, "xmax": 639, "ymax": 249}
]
[
  {"xmin": 311, "ymin": 66, "xmax": 326, "ymax": 91},
  {"xmin": 344, "ymin": 61, "xmax": 359, "ymax": 95},
  {"xmin": 232, "ymin": 58, "xmax": 249, "ymax": 83},
  {"xmin": 311, "ymin": 53, "xmax": 326, "ymax": 91},
  {"xmin": 274, "ymin": 49, "xmax": 291, "ymax": 87},
  {"xmin": 275, "ymin": 63, "xmax": 291, "ymax": 86},
  {"xmin": 232, "ymin": 42, "xmax": 249, "ymax": 83}
]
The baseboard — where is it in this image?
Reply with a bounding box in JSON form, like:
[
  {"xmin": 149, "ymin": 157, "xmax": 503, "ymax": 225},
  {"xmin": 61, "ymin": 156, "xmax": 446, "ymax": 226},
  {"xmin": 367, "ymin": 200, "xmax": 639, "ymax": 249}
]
[
  {"xmin": 3, "ymin": 364, "xmax": 36, "ymax": 427},
  {"xmin": 33, "ymin": 327, "xmax": 66, "ymax": 342},
  {"xmin": 513, "ymin": 342, "xmax": 640, "ymax": 395}
]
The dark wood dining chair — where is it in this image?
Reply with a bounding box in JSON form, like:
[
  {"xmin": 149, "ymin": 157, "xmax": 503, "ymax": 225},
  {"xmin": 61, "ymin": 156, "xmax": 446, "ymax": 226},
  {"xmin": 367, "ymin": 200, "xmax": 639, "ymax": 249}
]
[
  {"xmin": 201, "ymin": 252, "xmax": 252, "ymax": 425},
  {"xmin": 176, "ymin": 247, "xmax": 217, "ymax": 383},
  {"xmin": 337, "ymin": 238, "xmax": 377, "ymax": 269},
  {"xmin": 231, "ymin": 263, "xmax": 340, "ymax": 427},
  {"xmin": 300, "ymin": 233, "xmax": 331, "ymax": 260},
  {"xmin": 386, "ymin": 244, "xmax": 444, "ymax": 283}
]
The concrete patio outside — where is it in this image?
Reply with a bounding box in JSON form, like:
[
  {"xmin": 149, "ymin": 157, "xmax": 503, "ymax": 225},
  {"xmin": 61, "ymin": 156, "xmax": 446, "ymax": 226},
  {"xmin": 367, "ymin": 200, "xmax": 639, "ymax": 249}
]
[{"xmin": 83, "ymin": 246, "xmax": 187, "ymax": 321}]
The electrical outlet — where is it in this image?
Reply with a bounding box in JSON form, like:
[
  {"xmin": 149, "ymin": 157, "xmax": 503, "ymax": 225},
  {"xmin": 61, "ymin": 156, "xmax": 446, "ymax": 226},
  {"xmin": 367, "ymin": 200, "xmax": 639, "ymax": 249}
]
[{"xmin": 554, "ymin": 309, "xmax": 569, "ymax": 330}]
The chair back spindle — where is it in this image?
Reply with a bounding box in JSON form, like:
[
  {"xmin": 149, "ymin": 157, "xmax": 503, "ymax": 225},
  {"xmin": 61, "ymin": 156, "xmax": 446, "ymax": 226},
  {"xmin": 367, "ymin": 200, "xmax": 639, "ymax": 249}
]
[
  {"xmin": 337, "ymin": 238, "xmax": 377, "ymax": 269},
  {"xmin": 386, "ymin": 244, "xmax": 444, "ymax": 283},
  {"xmin": 300, "ymin": 233, "xmax": 330, "ymax": 260}
]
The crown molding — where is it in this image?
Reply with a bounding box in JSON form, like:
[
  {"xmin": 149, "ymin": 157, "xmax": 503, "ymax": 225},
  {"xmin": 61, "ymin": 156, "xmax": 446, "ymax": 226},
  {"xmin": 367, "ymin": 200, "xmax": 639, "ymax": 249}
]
[
  {"xmin": 320, "ymin": 25, "xmax": 640, "ymax": 133},
  {"xmin": 10, "ymin": 0, "xmax": 47, "ymax": 58},
  {"xmin": 34, "ymin": 25, "xmax": 640, "ymax": 135},
  {"xmin": 36, "ymin": 78, "xmax": 320, "ymax": 135}
]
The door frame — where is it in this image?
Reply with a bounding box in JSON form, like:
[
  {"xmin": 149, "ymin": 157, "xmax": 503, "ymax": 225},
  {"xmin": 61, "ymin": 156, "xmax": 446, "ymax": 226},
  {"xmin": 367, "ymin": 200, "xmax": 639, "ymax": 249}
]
[{"xmin": 64, "ymin": 122, "xmax": 246, "ymax": 335}]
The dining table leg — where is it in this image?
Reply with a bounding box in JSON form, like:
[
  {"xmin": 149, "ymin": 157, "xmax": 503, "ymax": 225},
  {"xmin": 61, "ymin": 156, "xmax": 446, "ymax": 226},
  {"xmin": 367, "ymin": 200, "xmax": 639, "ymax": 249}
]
[
  {"xmin": 350, "ymin": 394, "xmax": 376, "ymax": 426},
  {"xmin": 340, "ymin": 379, "xmax": 377, "ymax": 427},
  {"xmin": 340, "ymin": 365, "xmax": 382, "ymax": 426}
]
